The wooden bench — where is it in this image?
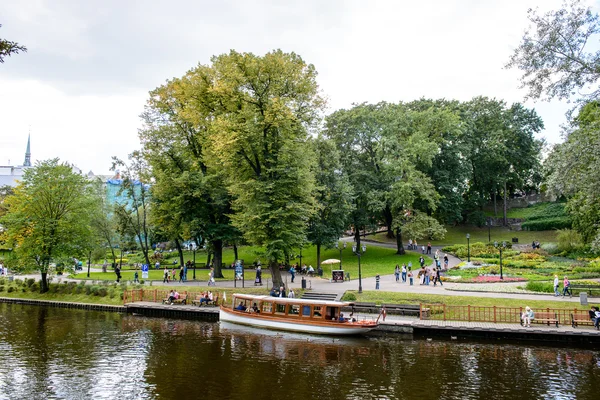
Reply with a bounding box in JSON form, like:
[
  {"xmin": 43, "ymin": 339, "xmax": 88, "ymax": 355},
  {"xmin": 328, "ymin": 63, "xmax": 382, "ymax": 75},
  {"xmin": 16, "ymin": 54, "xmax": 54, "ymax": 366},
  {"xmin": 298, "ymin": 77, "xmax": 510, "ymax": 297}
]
[
  {"xmin": 571, "ymin": 312, "xmax": 595, "ymax": 328},
  {"xmin": 570, "ymin": 284, "xmax": 600, "ymax": 296},
  {"xmin": 162, "ymin": 294, "xmax": 187, "ymax": 305},
  {"xmin": 349, "ymin": 302, "xmax": 378, "ymax": 313},
  {"xmin": 520, "ymin": 311, "xmax": 558, "ymax": 327}
]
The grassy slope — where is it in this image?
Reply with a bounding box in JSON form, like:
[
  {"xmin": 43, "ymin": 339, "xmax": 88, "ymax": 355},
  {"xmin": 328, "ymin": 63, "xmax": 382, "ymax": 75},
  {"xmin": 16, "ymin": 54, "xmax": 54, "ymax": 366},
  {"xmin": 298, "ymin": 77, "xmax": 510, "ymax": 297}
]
[{"xmin": 371, "ymin": 226, "xmax": 558, "ymax": 246}]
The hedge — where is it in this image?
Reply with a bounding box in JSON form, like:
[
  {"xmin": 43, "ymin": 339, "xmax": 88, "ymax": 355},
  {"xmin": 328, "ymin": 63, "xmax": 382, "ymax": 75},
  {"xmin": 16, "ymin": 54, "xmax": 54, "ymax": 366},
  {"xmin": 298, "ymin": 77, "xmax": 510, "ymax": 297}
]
[{"xmin": 521, "ymin": 217, "xmax": 572, "ymax": 231}]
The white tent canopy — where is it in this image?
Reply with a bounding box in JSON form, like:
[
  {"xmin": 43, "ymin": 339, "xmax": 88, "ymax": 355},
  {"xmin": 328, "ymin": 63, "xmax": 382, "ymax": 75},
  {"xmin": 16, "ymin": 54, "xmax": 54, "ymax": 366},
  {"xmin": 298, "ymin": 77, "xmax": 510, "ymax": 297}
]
[{"xmin": 321, "ymin": 259, "xmax": 341, "ymax": 265}]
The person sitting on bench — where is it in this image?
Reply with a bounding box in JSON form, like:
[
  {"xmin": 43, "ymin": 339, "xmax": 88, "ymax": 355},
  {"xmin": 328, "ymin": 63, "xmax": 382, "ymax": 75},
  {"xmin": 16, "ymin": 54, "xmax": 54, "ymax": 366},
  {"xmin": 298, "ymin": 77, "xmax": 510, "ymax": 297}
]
[
  {"xmin": 200, "ymin": 291, "xmax": 213, "ymax": 305},
  {"xmin": 522, "ymin": 306, "xmax": 534, "ymax": 327},
  {"xmin": 167, "ymin": 290, "xmax": 175, "ymax": 303},
  {"xmin": 591, "ymin": 306, "xmax": 600, "ymax": 330},
  {"xmin": 252, "ymin": 303, "xmax": 260, "ymax": 313}
]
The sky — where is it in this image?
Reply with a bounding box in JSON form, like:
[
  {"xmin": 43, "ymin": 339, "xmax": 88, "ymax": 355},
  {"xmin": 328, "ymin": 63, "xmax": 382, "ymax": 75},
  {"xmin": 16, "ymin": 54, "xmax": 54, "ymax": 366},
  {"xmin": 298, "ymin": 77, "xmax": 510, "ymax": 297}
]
[{"xmin": 0, "ymin": 0, "xmax": 589, "ymax": 174}]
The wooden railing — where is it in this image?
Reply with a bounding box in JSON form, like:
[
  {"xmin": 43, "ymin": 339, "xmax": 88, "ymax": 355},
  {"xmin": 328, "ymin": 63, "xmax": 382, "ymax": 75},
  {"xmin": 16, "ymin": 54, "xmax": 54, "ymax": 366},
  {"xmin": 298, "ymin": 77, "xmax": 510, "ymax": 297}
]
[
  {"xmin": 124, "ymin": 289, "xmax": 224, "ymax": 305},
  {"xmin": 420, "ymin": 304, "xmax": 588, "ymax": 325}
]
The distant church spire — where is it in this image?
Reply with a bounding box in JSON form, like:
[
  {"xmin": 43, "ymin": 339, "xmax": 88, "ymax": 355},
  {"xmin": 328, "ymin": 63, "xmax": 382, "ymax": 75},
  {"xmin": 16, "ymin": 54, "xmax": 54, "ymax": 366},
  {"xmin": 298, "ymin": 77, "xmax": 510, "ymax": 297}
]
[{"xmin": 23, "ymin": 133, "xmax": 31, "ymax": 167}]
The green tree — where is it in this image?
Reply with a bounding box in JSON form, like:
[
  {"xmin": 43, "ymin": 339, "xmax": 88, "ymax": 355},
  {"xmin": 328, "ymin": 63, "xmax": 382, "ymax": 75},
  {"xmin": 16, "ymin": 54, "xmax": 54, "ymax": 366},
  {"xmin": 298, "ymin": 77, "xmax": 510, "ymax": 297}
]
[
  {"xmin": 140, "ymin": 77, "xmax": 241, "ymax": 278},
  {"xmin": 0, "ymin": 159, "xmax": 99, "ymax": 292},
  {"xmin": 306, "ymin": 136, "xmax": 354, "ymax": 268},
  {"xmin": 111, "ymin": 153, "xmax": 153, "ymax": 266},
  {"xmin": 193, "ymin": 50, "xmax": 324, "ymax": 286},
  {"xmin": 545, "ymin": 101, "xmax": 600, "ymax": 247},
  {"xmin": 506, "ymin": 0, "xmax": 600, "ymax": 104},
  {"xmin": 0, "ymin": 24, "xmax": 26, "ymax": 64}
]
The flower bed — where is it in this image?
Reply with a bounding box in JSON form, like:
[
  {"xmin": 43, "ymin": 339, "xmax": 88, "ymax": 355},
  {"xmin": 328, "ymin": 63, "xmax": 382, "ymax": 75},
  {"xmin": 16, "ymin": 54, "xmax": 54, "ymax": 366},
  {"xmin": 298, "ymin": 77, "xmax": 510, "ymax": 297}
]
[{"xmin": 468, "ymin": 276, "xmax": 527, "ymax": 283}]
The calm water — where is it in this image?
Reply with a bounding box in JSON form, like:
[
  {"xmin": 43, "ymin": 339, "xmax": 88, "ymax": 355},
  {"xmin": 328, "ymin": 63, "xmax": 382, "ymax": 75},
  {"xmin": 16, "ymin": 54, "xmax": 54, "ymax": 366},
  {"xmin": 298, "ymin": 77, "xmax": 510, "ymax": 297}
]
[{"xmin": 0, "ymin": 304, "xmax": 599, "ymax": 400}]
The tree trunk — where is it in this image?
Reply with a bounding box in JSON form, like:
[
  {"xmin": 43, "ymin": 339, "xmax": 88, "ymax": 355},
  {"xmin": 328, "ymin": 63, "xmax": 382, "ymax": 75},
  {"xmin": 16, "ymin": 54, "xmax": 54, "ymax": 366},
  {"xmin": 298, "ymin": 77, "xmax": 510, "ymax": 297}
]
[
  {"xmin": 354, "ymin": 229, "xmax": 361, "ymax": 251},
  {"xmin": 316, "ymin": 243, "xmax": 321, "ymax": 269},
  {"xmin": 175, "ymin": 238, "xmax": 184, "ymax": 270},
  {"xmin": 233, "ymin": 243, "xmax": 238, "ymax": 263},
  {"xmin": 395, "ymin": 227, "xmax": 405, "ymax": 255},
  {"xmin": 383, "ymin": 206, "xmax": 394, "ymax": 238},
  {"xmin": 503, "ymin": 181, "xmax": 508, "ymax": 226},
  {"xmin": 269, "ymin": 260, "xmax": 283, "ymax": 289},
  {"xmin": 494, "ymin": 187, "xmax": 497, "ymax": 218},
  {"xmin": 212, "ymin": 239, "xmax": 224, "ymax": 278},
  {"xmin": 40, "ymin": 271, "xmax": 49, "ymax": 293}
]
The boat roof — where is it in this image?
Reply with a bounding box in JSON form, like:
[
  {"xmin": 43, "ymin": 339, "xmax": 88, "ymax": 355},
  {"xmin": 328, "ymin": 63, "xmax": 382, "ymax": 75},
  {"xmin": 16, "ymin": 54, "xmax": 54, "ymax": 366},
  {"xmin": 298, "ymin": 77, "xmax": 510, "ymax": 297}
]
[{"xmin": 231, "ymin": 293, "xmax": 353, "ymax": 307}]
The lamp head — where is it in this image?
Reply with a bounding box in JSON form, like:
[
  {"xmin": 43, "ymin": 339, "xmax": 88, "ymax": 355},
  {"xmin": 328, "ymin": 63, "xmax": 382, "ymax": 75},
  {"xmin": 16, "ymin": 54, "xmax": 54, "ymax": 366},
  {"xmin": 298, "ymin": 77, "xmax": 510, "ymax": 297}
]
[
  {"xmin": 362, "ymin": 244, "xmax": 366, "ymax": 252},
  {"xmin": 494, "ymin": 241, "xmax": 498, "ymax": 247},
  {"xmin": 352, "ymin": 245, "xmax": 357, "ymax": 253},
  {"xmin": 343, "ymin": 242, "xmax": 347, "ymax": 249},
  {"xmin": 466, "ymin": 233, "xmax": 470, "ymax": 239},
  {"xmin": 335, "ymin": 242, "xmax": 338, "ymax": 249}
]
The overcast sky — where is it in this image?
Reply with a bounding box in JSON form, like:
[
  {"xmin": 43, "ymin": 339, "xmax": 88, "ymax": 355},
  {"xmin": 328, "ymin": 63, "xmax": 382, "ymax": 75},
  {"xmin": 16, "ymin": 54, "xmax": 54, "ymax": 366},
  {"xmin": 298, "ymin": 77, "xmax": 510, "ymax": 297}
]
[{"xmin": 0, "ymin": 0, "xmax": 586, "ymax": 174}]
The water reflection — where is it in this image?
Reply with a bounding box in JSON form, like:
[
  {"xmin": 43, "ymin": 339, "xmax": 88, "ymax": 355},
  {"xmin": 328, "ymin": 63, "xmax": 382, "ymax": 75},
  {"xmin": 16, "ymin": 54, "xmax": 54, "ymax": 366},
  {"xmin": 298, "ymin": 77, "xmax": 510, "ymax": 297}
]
[{"xmin": 0, "ymin": 303, "xmax": 598, "ymax": 400}]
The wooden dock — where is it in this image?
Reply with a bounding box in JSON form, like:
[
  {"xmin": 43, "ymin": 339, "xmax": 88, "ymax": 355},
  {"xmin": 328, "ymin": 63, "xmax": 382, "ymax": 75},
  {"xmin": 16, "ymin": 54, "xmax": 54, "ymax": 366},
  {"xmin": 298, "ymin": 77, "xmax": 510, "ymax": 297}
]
[{"xmin": 125, "ymin": 301, "xmax": 219, "ymax": 321}]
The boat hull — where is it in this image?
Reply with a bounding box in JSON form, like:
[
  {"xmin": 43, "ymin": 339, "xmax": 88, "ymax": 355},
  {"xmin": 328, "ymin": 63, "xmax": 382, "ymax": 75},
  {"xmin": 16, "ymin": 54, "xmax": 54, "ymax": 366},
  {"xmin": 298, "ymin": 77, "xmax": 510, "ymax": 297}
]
[{"xmin": 219, "ymin": 307, "xmax": 377, "ymax": 335}]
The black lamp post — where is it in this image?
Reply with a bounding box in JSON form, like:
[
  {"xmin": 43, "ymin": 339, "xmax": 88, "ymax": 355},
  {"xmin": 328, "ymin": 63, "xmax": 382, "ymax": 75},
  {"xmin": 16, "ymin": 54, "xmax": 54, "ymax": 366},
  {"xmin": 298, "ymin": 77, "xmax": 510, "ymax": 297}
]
[
  {"xmin": 352, "ymin": 243, "xmax": 366, "ymax": 294},
  {"xmin": 87, "ymin": 250, "xmax": 92, "ymax": 278},
  {"xmin": 335, "ymin": 241, "xmax": 347, "ymax": 268},
  {"xmin": 193, "ymin": 243, "xmax": 196, "ymax": 280},
  {"xmin": 298, "ymin": 247, "xmax": 303, "ymax": 269},
  {"xmin": 494, "ymin": 241, "xmax": 506, "ymax": 280},
  {"xmin": 466, "ymin": 234, "xmax": 471, "ymax": 263},
  {"xmin": 487, "ymin": 218, "xmax": 491, "ymax": 243}
]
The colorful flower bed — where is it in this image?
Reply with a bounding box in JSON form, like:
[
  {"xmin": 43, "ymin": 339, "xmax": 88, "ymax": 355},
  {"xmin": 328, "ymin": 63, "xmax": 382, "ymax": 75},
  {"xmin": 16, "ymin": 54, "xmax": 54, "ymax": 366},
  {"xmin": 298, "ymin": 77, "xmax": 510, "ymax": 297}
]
[{"xmin": 469, "ymin": 276, "xmax": 526, "ymax": 283}]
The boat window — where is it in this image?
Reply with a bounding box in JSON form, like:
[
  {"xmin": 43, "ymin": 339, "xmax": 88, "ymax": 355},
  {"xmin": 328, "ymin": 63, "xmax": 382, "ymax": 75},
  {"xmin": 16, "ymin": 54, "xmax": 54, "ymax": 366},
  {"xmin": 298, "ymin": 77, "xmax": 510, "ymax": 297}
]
[
  {"xmin": 262, "ymin": 302, "xmax": 273, "ymax": 313},
  {"xmin": 325, "ymin": 306, "xmax": 338, "ymax": 320},
  {"xmin": 288, "ymin": 305, "xmax": 300, "ymax": 316},
  {"xmin": 302, "ymin": 305, "xmax": 311, "ymax": 316},
  {"xmin": 312, "ymin": 306, "xmax": 322, "ymax": 318},
  {"xmin": 275, "ymin": 303, "xmax": 286, "ymax": 315}
]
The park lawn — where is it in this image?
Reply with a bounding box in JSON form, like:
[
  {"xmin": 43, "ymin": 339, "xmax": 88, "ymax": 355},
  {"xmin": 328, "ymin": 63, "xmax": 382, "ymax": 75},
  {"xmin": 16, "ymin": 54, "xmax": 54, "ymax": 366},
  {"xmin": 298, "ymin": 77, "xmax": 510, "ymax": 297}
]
[
  {"xmin": 342, "ymin": 290, "xmax": 596, "ymax": 310},
  {"xmin": 371, "ymin": 226, "xmax": 558, "ymax": 247},
  {"xmin": 80, "ymin": 245, "xmax": 429, "ymax": 282}
]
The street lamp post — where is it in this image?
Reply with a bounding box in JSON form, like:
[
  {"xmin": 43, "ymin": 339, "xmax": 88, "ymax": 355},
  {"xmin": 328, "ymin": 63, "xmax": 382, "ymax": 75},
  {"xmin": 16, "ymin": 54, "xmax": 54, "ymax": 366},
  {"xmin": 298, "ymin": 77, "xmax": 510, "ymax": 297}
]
[
  {"xmin": 298, "ymin": 247, "xmax": 303, "ymax": 269},
  {"xmin": 494, "ymin": 241, "xmax": 506, "ymax": 280},
  {"xmin": 466, "ymin": 234, "xmax": 471, "ymax": 263},
  {"xmin": 352, "ymin": 244, "xmax": 367, "ymax": 294},
  {"xmin": 193, "ymin": 244, "xmax": 196, "ymax": 280},
  {"xmin": 335, "ymin": 241, "xmax": 347, "ymax": 268},
  {"xmin": 87, "ymin": 250, "xmax": 92, "ymax": 278},
  {"xmin": 487, "ymin": 219, "xmax": 491, "ymax": 243}
]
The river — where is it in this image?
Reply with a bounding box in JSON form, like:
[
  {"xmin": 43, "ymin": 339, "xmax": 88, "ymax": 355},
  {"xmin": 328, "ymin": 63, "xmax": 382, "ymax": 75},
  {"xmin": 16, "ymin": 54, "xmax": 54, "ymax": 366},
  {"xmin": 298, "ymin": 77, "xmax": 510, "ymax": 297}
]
[{"xmin": 0, "ymin": 303, "xmax": 598, "ymax": 399}]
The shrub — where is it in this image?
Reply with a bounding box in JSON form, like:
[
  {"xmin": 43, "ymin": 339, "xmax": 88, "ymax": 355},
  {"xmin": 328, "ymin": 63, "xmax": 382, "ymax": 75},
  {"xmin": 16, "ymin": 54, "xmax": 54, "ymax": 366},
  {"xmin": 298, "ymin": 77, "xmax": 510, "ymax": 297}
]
[
  {"xmin": 85, "ymin": 285, "xmax": 92, "ymax": 295},
  {"xmin": 526, "ymin": 203, "xmax": 568, "ymax": 221},
  {"xmin": 26, "ymin": 278, "xmax": 35, "ymax": 287},
  {"xmin": 556, "ymin": 229, "xmax": 584, "ymax": 252},
  {"xmin": 98, "ymin": 287, "xmax": 108, "ymax": 297},
  {"xmin": 7, "ymin": 286, "xmax": 13, "ymax": 293},
  {"xmin": 343, "ymin": 292, "xmax": 357, "ymax": 301},
  {"xmin": 0, "ymin": 285, "xmax": 5, "ymax": 292},
  {"xmin": 30, "ymin": 283, "xmax": 39, "ymax": 292},
  {"xmin": 525, "ymin": 281, "xmax": 554, "ymax": 293}
]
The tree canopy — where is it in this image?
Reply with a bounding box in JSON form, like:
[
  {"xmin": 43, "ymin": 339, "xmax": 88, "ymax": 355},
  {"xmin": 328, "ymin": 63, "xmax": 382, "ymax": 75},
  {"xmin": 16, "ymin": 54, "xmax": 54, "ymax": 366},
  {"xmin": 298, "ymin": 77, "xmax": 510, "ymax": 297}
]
[
  {"xmin": 0, "ymin": 159, "xmax": 99, "ymax": 292},
  {"xmin": 0, "ymin": 24, "xmax": 26, "ymax": 64}
]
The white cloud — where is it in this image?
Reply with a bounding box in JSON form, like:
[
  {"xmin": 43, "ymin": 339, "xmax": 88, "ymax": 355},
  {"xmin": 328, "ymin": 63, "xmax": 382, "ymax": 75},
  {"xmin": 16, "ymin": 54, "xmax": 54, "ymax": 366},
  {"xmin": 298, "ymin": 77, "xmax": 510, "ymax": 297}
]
[{"xmin": 0, "ymin": 0, "xmax": 586, "ymax": 173}]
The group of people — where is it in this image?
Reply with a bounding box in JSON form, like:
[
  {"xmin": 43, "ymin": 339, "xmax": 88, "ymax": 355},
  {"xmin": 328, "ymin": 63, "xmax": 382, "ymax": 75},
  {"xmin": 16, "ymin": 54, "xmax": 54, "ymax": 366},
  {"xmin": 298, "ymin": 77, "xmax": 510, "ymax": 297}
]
[
  {"xmin": 166, "ymin": 289, "xmax": 180, "ymax": 304},
  {"xmin": 235, "ymin": 301, "xmax": 260, "ymax": 313},
  {"xmin": 553, "ymin": 275, "xmax": 573, "ymax": 297},
  {"xmin": 198, "ymin": 291, "xmax": 214, "ymax": 305},
  {"xmin": 269, "ymin": 286, "xmax": 295, "ymax": 298}
]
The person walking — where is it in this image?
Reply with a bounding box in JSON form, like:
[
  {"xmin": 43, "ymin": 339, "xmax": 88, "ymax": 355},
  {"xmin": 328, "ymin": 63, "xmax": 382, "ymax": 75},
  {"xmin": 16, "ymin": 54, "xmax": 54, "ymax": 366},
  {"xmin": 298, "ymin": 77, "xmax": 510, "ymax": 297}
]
[
  {"xmin": 553, "ymin": 275, "xmax": 560, "ymax": 296},
  {"xmin": 289, "ymin": 265, "xmax": 296, "ymax": 283},
  {"xmin": 401, "ymin": 264, "xmax": 407, "ymax": 283},
  {"xmin": 443, "ymin": 254, "xmax": 449, "ymax": 270},
  {"xmin": 115, "ymin": 265, "xmax": 121, "ymax": 283},
  {"xmin": 433, "ymin": 267, "xmax": 443, "ymax": 286},
  {"xmin": 375, "ymin": 274, "xmax": 380, "ymax": 290},
  {"xmin": 562, "ymin": 276, "xmax": 572, "ymax": 297},
  {"xmin": 208, "ymin": 267, "xmax": 215, "ymax": 286},
  {"xmin": 394, "ymin": 264, "xmax": 400, "ymax": 282},
  {"xmin": 163, "ymin": 267, "xmax": 169, "ymax": 283},
  {"xmin": 408, "ymin": 269, "xmax": 414, "ymax": 285},
  {"xmin": 427, "ymin": 242, "xmax": 432, "ymax": 255},
  {"xmin": 419, "ymin": 256, "xmax": 425, "ymax": 268},
  {"xmin": 133, "ymin": 269, "xmax": 139, "ymax": 284}
]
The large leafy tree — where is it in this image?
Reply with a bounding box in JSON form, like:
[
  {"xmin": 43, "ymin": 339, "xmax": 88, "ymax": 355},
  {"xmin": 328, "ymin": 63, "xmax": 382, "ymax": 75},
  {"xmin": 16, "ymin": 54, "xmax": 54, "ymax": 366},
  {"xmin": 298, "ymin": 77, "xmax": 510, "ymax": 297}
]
[
  {"xmin": 506, "ymin": 0, "xmax": 600, "ymax": 105},
  {"xmin": 545, "ymin": 101, "xmax": 600, "ymax": 247},
  {"xmin": 306, "ymin": 136, "xmax": 354, "ymax": 268},
  {"xmin": 140, "ymin": 78, "xmax": 240, "ymax": 279},
  {"xmin": 0, "ymin": 159, "xmax": 99, "ymax": 292},
  {"xmin": 0, "ymin": 24, "xmax": 26, "ymax": 64},
  {"xmin": 191, "ymin": 50, "xmax": 324, "ymax": 286}
]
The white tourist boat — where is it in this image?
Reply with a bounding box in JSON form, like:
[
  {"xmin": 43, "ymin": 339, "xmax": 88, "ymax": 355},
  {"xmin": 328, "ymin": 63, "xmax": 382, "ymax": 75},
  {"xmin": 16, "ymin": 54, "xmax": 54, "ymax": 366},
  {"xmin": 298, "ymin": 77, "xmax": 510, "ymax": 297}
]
[{"xmin": 219, "ymin": 293, "xmax": 379, "ymax": 335}]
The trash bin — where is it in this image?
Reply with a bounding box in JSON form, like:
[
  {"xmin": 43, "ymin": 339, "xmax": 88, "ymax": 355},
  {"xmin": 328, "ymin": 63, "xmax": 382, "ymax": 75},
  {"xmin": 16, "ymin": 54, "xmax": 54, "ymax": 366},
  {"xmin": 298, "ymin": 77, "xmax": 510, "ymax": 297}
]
[
  {"xmin": 512, "ymin": 237, "xmax": 518, "ymax": 243},
  {"xmin": 580, "ymin": 292, "xmax": 588, "ymax": 306},
  {"xmin": 301, "ymin": 277, "xmax": 306, "ymax": 289}
]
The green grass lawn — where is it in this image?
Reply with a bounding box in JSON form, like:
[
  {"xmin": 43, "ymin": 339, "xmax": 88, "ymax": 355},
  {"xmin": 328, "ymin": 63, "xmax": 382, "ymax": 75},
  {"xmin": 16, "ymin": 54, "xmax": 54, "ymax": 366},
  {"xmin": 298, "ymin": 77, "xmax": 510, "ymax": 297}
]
[
  {"xmin": 74, "ymin": 245, "xmax": 429, "ymax": 282},
  {"xmin": 342, "ymin": 290, "xmax": 597, "ymax": 310},
  {"xmin": 371, "ymin": 226, "xmax": 558, "ymax": 246}
]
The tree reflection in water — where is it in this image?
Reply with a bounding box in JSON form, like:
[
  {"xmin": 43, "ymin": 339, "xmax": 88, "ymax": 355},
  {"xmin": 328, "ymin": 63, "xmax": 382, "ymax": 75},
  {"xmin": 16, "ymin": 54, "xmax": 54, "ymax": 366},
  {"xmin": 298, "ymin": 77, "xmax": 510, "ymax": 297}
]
[{"xmin": 0, "ymin": 304, "xmax": 599, "ymax": 400}]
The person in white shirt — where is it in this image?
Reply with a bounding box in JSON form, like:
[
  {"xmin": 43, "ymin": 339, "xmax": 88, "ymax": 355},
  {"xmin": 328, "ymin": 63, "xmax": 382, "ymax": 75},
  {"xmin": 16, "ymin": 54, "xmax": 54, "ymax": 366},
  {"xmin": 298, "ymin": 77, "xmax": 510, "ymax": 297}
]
[{"xmin": 553, "ymin": 275, "xmax": 560, "ymax": 296}]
